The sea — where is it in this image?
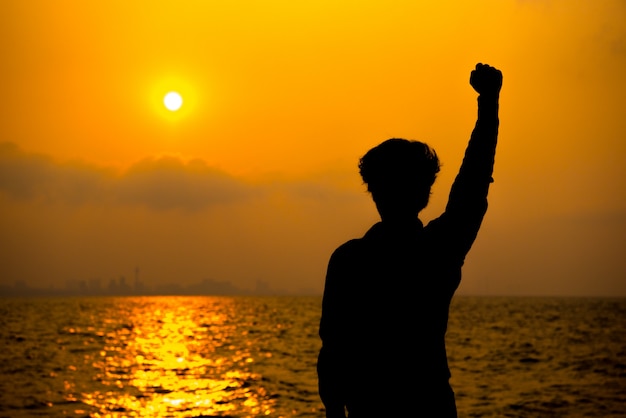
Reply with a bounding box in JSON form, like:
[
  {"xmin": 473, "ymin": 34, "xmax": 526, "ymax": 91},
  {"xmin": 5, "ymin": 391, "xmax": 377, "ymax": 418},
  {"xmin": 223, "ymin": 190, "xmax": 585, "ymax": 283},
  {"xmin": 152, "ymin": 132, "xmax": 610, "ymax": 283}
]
[{"xmin": 0, "ymin": 296, "xmax": 624, "ymax": 418}]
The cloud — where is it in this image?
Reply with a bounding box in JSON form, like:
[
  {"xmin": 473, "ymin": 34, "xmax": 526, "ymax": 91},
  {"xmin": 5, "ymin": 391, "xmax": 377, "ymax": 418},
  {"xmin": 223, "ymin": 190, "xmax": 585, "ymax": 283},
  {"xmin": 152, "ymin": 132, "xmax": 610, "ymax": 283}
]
[
  {"xmin": 115, "ymin": 155, "xmax": 262, "ymax": 210},
  {"xmin": 0, "ymin": 142, "xmax": 361, "ymax": 211},
  {"xmin": 0, "ymin": 142, "xmax": 262, "ymax": 210},
  {"xmin": 0, "ymin": 142, "xmax": 112, "ymax": 204}
]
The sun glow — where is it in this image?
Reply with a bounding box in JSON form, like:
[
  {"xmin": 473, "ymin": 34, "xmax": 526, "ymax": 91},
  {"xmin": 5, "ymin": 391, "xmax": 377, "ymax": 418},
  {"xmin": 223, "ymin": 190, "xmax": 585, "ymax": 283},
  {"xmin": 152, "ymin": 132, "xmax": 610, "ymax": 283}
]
[
  {"xmin": 148, "ymin": 76, "xmax": 201, "ymax": 125},
  {"xmin": 164, "ymin": 92, "xmax": 183, "ymax": 111}
]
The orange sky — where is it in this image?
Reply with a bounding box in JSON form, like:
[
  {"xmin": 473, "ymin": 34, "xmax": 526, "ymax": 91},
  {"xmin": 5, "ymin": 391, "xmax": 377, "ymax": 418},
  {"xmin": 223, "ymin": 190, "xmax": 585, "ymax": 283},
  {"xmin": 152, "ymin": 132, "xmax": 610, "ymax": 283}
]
[{"xmin": 1, "ymin": 0, "xmax": 625, "ymax": 295}]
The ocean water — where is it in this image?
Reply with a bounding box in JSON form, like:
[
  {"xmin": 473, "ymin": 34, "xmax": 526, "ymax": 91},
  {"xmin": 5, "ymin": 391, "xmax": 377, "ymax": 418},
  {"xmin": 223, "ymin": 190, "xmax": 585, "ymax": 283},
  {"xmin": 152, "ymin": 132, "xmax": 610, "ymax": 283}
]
[{"xmin": 0, "ymin": 296, "xmax": 624, "ymax": 418}]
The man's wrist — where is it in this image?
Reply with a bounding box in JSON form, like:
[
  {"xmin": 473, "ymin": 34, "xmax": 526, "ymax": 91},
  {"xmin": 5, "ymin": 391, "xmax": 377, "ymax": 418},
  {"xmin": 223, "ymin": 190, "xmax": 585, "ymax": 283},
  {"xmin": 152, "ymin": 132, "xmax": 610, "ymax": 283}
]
[
  {"xmin": 477, "ymin": 94, "xmax": 499, "ymax": 123},
  {"xmin": 478, "ymin": 94, "xmax": 500, "ymax": 112},
  {"xmin": 478, "ymin": 93, "xmax": 500, "ymax": 103}
]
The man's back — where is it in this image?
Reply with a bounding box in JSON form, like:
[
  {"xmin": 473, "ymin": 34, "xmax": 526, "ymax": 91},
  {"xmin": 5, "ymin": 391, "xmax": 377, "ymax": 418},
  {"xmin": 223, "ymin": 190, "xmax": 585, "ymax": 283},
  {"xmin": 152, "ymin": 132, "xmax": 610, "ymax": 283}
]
[{"xmin": 319, "ymin": 219, "xmax": 466, "ymax": 415}]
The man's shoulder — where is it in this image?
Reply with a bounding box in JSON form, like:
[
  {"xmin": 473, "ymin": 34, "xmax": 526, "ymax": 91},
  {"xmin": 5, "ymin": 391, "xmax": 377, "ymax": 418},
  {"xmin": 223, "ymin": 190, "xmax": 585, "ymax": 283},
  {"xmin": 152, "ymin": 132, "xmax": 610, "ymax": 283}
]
[
  {"xmin": 332, "ymin": 238, "xmax": 364, "ymax": 257},
  {"xmin": 329, "ymin": 227, "xmax": 378, "ymax": 262},
  {"xmin": 424, "ymin": 214, "xmax": 446, "ymax": 231}
]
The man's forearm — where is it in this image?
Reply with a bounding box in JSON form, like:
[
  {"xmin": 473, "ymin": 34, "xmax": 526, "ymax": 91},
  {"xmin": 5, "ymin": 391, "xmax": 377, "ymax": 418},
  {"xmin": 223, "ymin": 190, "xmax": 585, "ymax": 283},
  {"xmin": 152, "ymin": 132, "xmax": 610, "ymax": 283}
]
[
  {"xmin": 462, "ymin": 94, "xmax": 499, "ymax": 180},
  {"xmin": 444, "ymin": 92, "xmax": 499, "ymax": 219}
]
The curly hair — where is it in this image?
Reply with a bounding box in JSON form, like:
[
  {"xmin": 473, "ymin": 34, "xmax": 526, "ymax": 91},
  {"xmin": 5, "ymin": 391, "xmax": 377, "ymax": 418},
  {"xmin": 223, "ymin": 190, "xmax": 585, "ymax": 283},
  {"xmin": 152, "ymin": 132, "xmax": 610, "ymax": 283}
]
[{"xmin": 359, "ymin": 138, "xmax": 440, "ymax": 192}]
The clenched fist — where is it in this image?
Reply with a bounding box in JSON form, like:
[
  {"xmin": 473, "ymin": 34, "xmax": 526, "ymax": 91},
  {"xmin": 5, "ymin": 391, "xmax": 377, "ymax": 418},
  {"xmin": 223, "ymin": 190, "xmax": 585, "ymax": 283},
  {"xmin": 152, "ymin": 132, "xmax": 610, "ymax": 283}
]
[{"xmin": 470, "ymin": 63, "xmax": 502, "ymax": 98}]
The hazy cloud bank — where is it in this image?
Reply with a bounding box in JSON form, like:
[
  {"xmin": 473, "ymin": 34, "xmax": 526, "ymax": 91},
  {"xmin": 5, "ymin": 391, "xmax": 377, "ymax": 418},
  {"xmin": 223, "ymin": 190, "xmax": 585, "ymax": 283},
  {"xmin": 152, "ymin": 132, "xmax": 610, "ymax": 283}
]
[{"xmin": 0, "ymin": 142, "xmax": 357, "ymax": 211}]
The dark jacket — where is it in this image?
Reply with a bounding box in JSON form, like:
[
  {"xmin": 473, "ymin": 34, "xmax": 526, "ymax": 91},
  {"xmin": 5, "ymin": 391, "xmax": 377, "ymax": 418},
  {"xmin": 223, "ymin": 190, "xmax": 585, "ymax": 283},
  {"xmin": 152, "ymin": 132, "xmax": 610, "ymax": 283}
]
[{"xmin": 317, "ymin": 96, "xmax": 499, "ymax": 417}]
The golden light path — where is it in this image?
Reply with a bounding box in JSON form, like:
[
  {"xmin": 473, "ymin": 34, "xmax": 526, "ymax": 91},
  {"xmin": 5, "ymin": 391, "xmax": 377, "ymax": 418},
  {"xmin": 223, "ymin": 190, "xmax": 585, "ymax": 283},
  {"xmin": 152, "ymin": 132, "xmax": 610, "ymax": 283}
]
[
  {"xmin": 61, "ymin": 297, "xmax": 323, "ymax": 417},
  {"xmin": 87, "ymin": 297, "xmax": 269, "ymax": 417}
]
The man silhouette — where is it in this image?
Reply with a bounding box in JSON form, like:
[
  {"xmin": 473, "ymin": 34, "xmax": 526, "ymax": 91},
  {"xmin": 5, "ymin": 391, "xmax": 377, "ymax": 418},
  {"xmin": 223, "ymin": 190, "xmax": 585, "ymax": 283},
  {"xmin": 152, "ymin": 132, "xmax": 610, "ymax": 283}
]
[{"xmin": 317, "ymin": 63, "xmax": 502, "ymax": 417}]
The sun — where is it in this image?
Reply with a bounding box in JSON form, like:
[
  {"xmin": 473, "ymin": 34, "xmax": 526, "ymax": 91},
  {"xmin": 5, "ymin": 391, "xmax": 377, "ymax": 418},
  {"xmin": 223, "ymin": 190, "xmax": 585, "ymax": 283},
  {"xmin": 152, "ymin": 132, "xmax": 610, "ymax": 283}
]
[{"xmin": 164, "ymin": 92, "xmax": 183, "ymax": 111}]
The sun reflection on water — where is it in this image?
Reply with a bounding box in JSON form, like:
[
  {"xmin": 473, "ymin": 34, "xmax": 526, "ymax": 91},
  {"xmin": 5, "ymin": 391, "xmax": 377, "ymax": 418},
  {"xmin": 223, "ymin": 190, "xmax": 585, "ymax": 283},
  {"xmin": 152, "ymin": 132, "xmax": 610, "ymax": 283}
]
[{"xmin": 81, "ymin": 297, "xmax": 277, "ymax": 417}]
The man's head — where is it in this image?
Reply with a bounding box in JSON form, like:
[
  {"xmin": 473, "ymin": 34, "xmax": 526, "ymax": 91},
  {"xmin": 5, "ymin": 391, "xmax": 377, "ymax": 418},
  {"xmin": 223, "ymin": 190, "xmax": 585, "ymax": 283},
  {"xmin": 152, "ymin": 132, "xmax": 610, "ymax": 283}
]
[{"xmin": 359, "ymin": 138, "xmax": 440, "ymax": 222}]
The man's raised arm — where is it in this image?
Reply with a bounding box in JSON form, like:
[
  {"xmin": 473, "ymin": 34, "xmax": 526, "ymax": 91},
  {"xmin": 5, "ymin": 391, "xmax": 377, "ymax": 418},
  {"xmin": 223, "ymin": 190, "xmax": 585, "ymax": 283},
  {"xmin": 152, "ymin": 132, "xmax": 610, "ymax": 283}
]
[{"xmin": 444, "ymin": 63, "xmax": 502, "ymax": 243}]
